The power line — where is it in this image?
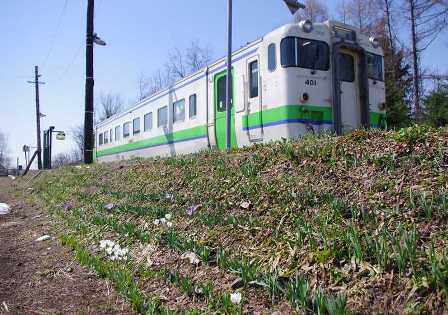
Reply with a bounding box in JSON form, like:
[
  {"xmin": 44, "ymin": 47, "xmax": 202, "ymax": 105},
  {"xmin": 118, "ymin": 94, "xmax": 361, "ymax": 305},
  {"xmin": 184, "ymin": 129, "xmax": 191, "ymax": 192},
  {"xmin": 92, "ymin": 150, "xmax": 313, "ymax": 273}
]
[
  {"xmin": 41, "ymin": 0, "xmax": 69, "ymax": 69},
  {"xmin": 54, "ymin": 0, "xmax": 104, "ymax": 82},
  {"xmin": 55, "ymin": 42, "xmax": 83, "ymax": 82}
]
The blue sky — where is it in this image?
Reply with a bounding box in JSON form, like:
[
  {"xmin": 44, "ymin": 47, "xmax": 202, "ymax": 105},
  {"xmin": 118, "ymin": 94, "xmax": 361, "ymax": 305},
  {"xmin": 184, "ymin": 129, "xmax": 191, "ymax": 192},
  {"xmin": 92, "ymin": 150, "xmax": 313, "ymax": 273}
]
[{"xmin": 1, "ymin": 0, "xmax": 447, "ymax": 167}]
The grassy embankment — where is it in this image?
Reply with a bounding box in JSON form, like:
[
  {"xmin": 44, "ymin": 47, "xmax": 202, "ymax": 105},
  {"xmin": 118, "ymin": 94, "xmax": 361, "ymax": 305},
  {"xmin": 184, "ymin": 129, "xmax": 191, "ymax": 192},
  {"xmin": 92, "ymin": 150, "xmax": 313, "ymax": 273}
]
[{"xmin": 27, "ymin": 125, "xmax": 448, "ymax": 314}]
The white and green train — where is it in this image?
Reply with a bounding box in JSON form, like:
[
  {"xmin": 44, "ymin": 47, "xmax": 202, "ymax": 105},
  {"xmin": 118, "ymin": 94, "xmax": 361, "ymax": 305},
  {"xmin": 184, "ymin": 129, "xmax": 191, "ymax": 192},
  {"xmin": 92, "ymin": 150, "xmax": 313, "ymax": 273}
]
[{"xmin": 95, "ymin": 20, "xmax": 386, "ymax": 162}]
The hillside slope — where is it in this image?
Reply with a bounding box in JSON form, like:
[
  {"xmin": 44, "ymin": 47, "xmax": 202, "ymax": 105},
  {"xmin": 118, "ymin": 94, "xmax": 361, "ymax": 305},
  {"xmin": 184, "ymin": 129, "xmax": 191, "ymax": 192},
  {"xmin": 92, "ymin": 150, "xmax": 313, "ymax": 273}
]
[{"xmin": 28, "ymin": 126, "xmax": 448, "ymax": 314}]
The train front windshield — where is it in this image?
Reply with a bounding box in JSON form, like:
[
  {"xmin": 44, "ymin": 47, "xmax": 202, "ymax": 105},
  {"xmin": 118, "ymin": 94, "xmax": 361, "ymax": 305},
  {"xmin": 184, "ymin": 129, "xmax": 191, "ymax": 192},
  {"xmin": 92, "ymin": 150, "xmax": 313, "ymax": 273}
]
[
  {"xmin": 280, "ymin": 37, "xmax": 330, "ymax": 71},
  {"xmin": 367, "ymin": 53, "xmax": 384, "ymax": 81}
]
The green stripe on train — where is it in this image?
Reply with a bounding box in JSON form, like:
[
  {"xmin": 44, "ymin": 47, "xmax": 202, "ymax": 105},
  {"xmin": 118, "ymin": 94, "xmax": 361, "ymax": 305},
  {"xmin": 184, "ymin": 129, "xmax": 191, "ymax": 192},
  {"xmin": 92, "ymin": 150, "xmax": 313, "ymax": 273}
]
[
  {"xmin": 369, "ymin": 112, "xmax": 387, "ymax": 127},
  {"xmin": 243, "ymin": 105, "xmax": 333, "ymax": 129},
  {"xmin": 96, "ymin": 106, "xmax": 386, "ymax": 158},
  {"xmin": 96, "ymin": 125, "xmax": 208, "ymax": 158},
  {"xmin": 243, "ymin": 104, "xmax": 386, "ymax": 129}
]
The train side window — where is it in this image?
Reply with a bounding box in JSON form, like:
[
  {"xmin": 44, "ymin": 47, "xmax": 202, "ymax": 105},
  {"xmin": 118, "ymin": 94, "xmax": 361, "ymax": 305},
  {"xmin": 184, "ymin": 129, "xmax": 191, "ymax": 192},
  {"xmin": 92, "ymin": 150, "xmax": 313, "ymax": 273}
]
[
  {"xmin": 99, "ymin": 133, "xmax": 103, "ymax": 146},
  {"xmin": 367, "ymin": 53, "xmax": 384, "ymax": 81},
  {"xmin": 249, "ymin": 60, "xmax": 259, "ymax": 98},
  {"xmin": 158, "ymin": 106, "xmax": 168, "ymax": 127},
  {"xmin": 144, "ymin": 112, "xmax": 153, "ymax": 131},
  {"xmin": 133, "ymin": 117, "xmax": 141, "ymax": 135},
  {"xmin": 217, "ymin": 76, "xmax": 232, "ymax": 112},
  {"xmin": 123, "ymin": 122, "xmax": 130, "ymax": 138},
  {"xmin": 189, "ymin": 94, "xmax": 197, "ymax": 118},
  {"xmin": 268, "ymin": 43, "xmax": 276, "ymax": 72},
  {"xmin": 104, "ymin": 131, "xmax": 109, "ymax": 144},
  {"xmin": 338, "ymin": 53, "xmax": 355, "ymax": 82},
  {"xmin": 173, "ymin": 99, "xmax": 185, "ymax": 123},
  {"xmin": 115, "ymin": 126, "xmax": 121, "ymax": 141}
]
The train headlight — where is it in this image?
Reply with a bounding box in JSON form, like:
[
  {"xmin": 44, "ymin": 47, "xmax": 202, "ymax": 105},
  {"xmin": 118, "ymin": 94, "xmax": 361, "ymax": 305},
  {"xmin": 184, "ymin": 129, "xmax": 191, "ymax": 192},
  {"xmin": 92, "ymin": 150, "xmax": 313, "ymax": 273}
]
[
  {"xmin": 369, "ymin": 36, "xmax": 379, "ymax": 48},
  {"xmin": 300, "ymin": 92, "xmax": 310, "ymax": 103},
  {"xmin": 299, "ymin": 20, "xmax": 313, "ymax": 33}
]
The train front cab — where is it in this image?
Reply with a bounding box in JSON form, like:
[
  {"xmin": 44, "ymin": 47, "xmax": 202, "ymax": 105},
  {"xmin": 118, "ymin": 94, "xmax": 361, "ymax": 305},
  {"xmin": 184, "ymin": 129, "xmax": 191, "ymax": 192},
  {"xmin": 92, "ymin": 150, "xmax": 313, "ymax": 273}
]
[
  {"xmin": 329, "ymin": 22, "xmax": 386, "ymax": 134},
  {"xmin": 262, "ymin": 20, "xmax": 386, "ymax": 142}
]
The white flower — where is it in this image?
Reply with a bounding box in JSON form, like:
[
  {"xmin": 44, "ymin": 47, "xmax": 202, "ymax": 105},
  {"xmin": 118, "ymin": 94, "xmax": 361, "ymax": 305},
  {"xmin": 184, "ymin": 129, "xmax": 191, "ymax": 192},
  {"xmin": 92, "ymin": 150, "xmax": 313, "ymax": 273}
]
[
  {"xmin": 100, "ymin": 241, "xmax": 107, "ymax": 249},
  {"xmin": 153, "ymin": 219, "xmax": 160, "ymax": 226},
  {"xmin": 160, "ymin": 218, "xmax": 167, "ymax": 224},
  {"xmin": 165, "ymin": 213, "xmax": 172, "ymax": 220},
  {"xmin": 230, "ymin": 292, "xmax": 242, "ymax": 305},
  {"xmin": 166, "ymin": 221, "xmax": 173, "ymax": 228},
  {"xmin": 106, "ymin": 247, "xmax": 113, "ymax": 255},
  {"xmin": 181, "ymin": 252, "xmax": 200, "ymax": 266}
]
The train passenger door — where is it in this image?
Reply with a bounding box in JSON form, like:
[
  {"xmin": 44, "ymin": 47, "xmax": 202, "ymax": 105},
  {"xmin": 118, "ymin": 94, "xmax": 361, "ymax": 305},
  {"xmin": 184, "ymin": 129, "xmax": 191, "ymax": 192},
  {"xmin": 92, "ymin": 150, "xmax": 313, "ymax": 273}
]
[
  {"xmin": 246, "ymin": 57, "xmax": 263, "ymax": 141},
  {"xmin": 214, "ymin": 71, "xmax": 237, "ymax": 150},
  {"xmin": 339, "ymin": 50, "xmax": 360, "ymax": 132}
]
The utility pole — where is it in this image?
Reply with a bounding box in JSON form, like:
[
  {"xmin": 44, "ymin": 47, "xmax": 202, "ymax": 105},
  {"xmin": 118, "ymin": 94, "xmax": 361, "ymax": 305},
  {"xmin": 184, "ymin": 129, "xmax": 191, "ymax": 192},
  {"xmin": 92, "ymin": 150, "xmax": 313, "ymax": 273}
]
[
  {"xmin": 409, "ymin": 0, "xmax": 421, "ymax": 120},
  {"xmin": 226, "ymin": 0, "xmax": 232, "ymax": 150},
  {"xmin": 27, "ymin": 66, "xmax": 45, "ymax": 170},
  {"xmin": 84, "ymin": 0, "xmax": 95, "ymax": 164}
]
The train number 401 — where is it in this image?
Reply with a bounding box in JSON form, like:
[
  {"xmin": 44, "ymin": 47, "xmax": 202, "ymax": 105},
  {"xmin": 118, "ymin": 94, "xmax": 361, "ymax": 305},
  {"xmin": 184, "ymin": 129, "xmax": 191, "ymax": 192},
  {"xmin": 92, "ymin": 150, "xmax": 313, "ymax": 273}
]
[{"xmin": 305, "ymin": 79, "xmax": 317, "ymax": 86}]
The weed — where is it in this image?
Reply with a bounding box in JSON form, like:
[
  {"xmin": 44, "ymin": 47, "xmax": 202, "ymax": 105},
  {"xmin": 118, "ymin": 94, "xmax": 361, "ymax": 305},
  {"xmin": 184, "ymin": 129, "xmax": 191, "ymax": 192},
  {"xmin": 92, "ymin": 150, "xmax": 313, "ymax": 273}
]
[
  {"xmin": 346, "ymin": 224, "xmax": 363, "ymax": 263},
  {"xmin": 228, "ymin": 257, "xmax": 259, "ymax": 284},
  {"xmin": 180, "ymin": 276, "xmax": 194, "ymax": 297},
  {"xmin": 163, "ymin": 230, "xmax": 183, "ymax": 251},
  {"xmin": 197, "ymin": 245, "xmax": 212, "ymax": 263},
  {"xmin": 198, "ymin": 281, "xmax": 214, "ymax": 301},
  {"xmin": 394, "ymin": 226, "xmax": 419, "ymax": 274},
  {"xmin": 368, "ymin": 229, "xmax": 391, "ymax": 271},
  {"xmin": 325, "ymin": 294, "xmax": 349, "ymax": 315},
  {"xmin": 428, "ymin": 242, "xmax": 448, "ymax": 295},
  {"xmin": 394, "ymin": 124, "xmax": 430, "ymax": 147},
  {"xmin": 217, "ymin": 248, "xmax": 230, "ymax": 270},
  {"xmin": 313, "ymin": 289, "xmax": 327, "ymax": 315},
  {"xmin": 262, "ymin": 271, "xmax": 284, "ymax": 303},
  {"xmin": 213, "ymin": 292, "xmax": 241, "ymax": 314},
  {"xmin": 287, "ymin": 274, "xmax": 311, "ymax": 311}
]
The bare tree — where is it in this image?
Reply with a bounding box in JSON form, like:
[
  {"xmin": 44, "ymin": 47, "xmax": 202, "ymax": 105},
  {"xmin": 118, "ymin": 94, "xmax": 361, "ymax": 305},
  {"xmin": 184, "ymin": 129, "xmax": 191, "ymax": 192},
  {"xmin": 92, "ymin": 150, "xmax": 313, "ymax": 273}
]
[
  {"xmin": 96, "ymin": 93, "xmax": 124, "ymax": 122},
  {"xmin": 0, "ymin": 130, "xmax": 11, "ymax": 168},
  {"xmin": 71, "ymin": 124, "xmax": 84, "ymax": 158},
  {"xmin": 337, "ymin": 0, "xmax": 349, "ymax": 24},
  {"xmin": 344, "ymin": 0, "xmax": 382, "ymax": 33},
  {"xmin": 137, "ymin": 72, "xmax": 150, "ymax": 101},
  {"xmin": 381, "ymin": 0, "xmax": 397, "ymax": 53},
  {"xmin": 138, "ymin": 69, "xmax": 171, "ymax": 101},
  {"xmin": 53, "ymin": 153, "xmax": 73, "ymax": 168},
  {"xmin": 166, "ymin": 47, "xmax": 188, "ymax": 82},
  {"xmin": 294, "ymin": 0, "xmax": 329, "ymax": 22},
  {"xmin": 138, "ymin": 41, "xmax": 213, "ymax": 100},
  {"xmin": 185, "ymin": 41, "xmax": 213, "ymax": 73},
  {"xmin": 52, "ymin": 151, "xmax": 81, "ymax": 168},
  {"xmin": 404, "ymin": 0, "xmax": 448, "ymax": 118}
]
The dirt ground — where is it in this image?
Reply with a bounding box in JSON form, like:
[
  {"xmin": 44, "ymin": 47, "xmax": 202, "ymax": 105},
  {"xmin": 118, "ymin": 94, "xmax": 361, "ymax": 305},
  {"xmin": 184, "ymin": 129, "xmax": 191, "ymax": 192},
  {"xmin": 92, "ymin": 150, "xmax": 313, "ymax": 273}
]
[{"xmin": 0, "ymin": 177, "xmax": 134, "ymax": 315}]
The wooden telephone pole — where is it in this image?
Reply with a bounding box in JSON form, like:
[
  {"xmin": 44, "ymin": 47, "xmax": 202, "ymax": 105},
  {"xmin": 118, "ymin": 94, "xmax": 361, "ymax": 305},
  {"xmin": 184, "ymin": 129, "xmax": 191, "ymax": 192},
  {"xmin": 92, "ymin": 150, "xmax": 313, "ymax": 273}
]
[
  {"xmin": 27, "ymin": 66, "xmax": 45, "ymax": 170},
  {"xmin": 84, "ymin": 0, "xmax": 95, "ymax": 164}
]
